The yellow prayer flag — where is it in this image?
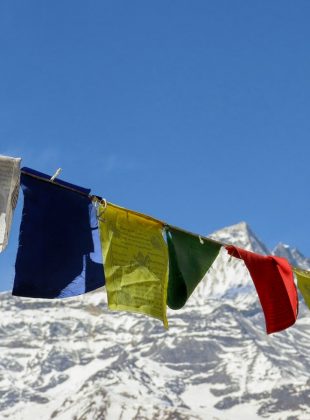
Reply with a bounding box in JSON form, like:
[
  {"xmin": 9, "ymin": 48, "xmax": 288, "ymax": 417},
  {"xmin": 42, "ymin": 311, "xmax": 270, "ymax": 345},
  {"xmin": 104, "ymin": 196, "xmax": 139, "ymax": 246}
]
[
  {"xmin": 99, "ymin": 203, "xmax": 169, "ymax": 328},
  {"xmin": 294, "ymin": 268, "xmax": 310, "ymax": 310}
]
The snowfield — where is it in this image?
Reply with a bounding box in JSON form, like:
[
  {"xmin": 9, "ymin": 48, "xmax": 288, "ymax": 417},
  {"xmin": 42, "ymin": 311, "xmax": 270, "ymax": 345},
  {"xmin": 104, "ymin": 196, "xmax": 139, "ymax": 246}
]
[{"xmin": 0, "ymin": 222, "xmax": 309, "ymax": 419}]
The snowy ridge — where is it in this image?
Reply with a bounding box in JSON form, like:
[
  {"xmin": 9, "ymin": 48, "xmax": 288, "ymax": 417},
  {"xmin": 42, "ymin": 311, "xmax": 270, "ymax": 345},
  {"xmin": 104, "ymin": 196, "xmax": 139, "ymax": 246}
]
[
  {"xmin": 208, "ymin": 222, "xmax": 269, "ymax": 255},
  {"xmin": 0, "ymin": 222, "xmax": 309, "ymax": 420},
  {"xmin": 190, "ymin": 222, "xmax": 271, "ymax": 306},
  {"xmin": 273, "ymin": 242, "xmax": 310, "ymax": 270}
]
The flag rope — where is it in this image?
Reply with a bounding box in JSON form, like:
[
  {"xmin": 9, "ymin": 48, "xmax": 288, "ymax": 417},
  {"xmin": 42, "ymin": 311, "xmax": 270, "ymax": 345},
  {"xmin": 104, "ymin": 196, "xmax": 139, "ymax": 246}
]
[{"xmin": 20, "ymin": 169, "xmax": 310, "ymax": 275}]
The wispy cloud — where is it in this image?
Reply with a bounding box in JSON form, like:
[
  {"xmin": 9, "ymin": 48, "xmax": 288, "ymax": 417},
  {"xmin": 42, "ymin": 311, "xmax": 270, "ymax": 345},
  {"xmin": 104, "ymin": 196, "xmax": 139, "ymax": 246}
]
[
  {"xmin": 1, "ymin": 147, "xmax": 61, "ymax": 169},
  {"xmin": 1, "ymin": 148, "xmax": 142, "ymax": 176},
  {"xmin": 101, "ymin": 153, "xmax": 140, "ymax": 174}
]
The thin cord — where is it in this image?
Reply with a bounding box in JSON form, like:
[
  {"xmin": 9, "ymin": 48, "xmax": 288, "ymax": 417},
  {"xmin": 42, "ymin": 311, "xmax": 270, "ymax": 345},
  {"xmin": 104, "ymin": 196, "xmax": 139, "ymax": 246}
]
[{"xmin": 20, "ymin": 169, "xmax": 310, "ymax": 274}]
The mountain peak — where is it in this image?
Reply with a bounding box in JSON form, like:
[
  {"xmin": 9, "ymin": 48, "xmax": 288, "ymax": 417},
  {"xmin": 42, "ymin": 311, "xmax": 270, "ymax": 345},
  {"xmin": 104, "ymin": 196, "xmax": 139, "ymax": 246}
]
[
  {"xmin": 273, "ymin": 243, "xmax": 310, "ymax": 270},
  {"xmin": 208, "ymin": 221, "xmax": 269, "ymax": 255},
  {"xmin": 231, "ymin": 221, "xmax": 249, "ymax": 230}
]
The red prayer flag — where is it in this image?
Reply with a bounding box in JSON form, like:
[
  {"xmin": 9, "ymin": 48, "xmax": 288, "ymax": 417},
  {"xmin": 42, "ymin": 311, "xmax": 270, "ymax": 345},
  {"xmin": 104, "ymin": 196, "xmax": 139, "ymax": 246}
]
[{"xmin": 226, "ymin": 245, "xmax": 298, "ymax": 334}]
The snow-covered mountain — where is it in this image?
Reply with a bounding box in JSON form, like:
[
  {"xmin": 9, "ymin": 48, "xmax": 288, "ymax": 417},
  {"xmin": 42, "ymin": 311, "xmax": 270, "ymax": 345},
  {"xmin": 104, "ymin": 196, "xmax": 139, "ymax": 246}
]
[
  {"xmin": 272, "ymin": 242, "xmax": 310, "ymax": 271},
  {"xmin": 209, "ymin": 221, "xmax": 270, "ymax": 255},
  {"xmin": 0, "ymin": 222, "xmax": 309, "ymax": 420}
]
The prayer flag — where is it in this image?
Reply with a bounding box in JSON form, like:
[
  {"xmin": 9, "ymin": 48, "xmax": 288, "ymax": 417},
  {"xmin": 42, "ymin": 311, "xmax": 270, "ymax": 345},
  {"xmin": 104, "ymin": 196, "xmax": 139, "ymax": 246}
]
[
  {"xmin": 0, "ymin": 155, "xmax": 21, "ymax": 252},
  {"xmin": 13, "ymin": 168, "xmax": 104, "ymax": 298},
  {"xmin": 99, "ymin": 203, "xmax": 168, "ymax": 328},
  {"xmin": 294, "ymin": 268, "xmax": 310, "ymax": 309},
  {"xmin": 226, "ymin": 245, "xmax": 298, "ymax": 334},
  {"xmin": 166, "ymin": 227, "xmax": 221, "ymax": 309}
]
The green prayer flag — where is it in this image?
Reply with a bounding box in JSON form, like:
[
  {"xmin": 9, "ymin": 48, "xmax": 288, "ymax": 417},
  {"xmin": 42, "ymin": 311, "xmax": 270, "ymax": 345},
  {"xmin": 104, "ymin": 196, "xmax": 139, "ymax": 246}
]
[
  {"xmin": 166, "ymin": 227, "xmax": 221, "ymax": 309},
  {"xmin": 294, "ymin": 268, "xmax": 310, "ymax": 310}
]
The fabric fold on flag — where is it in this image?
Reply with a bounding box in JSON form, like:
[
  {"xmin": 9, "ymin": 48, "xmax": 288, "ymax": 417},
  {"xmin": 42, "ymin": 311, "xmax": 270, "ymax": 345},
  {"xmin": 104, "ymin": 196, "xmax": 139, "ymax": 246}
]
[
  {"xmin": 0, "ymin": 155, "xmax": 21, "ymax": 252},
  {"xmin": 226, "ymin": 245, "xmax": 298, "ymax": 334},
  {"xmin": 99, "ymin": 203, "xmax": 169, "ymax": 328},
  {"xmin": 294, "ymin": 268, "xmax": 310, "ymax": 310},
  {"xmin": 166, "ymin": 227, "xmax": 221, "ymax": 309},
  {"xmin": 13, "ymin": 167, "xmax": 104, "ymax": 298}
]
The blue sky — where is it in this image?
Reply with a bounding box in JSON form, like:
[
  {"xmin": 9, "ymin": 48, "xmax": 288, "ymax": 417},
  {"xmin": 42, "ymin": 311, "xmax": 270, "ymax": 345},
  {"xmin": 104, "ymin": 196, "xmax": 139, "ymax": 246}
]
[{"xmin": 0, "ymin": 1, "xmax": 310, "ymax": 291}]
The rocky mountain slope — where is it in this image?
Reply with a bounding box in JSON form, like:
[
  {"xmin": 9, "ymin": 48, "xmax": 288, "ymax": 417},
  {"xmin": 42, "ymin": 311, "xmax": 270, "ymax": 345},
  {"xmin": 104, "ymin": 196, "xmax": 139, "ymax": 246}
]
[{"xmin": 0, "ymin": 222, "xmax": 309, "ymax": 420}]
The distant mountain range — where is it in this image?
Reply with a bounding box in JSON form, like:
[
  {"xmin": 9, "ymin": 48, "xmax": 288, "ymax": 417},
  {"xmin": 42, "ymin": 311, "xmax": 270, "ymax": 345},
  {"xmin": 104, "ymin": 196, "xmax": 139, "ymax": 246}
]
[{"xmin": 0, "ymin": 222, "xmax": 309, "ymax": 420}]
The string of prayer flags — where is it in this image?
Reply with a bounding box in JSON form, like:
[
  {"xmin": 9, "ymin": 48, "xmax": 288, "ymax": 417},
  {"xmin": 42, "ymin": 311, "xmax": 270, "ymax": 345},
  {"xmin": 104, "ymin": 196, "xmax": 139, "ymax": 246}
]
[
  {"xmin": 0, "ymin": 155, "xmax": 21, "ymax": 252},
  {"xmin": 226, "ymin": 245, "xmax": 298, "ymax": 334},
  {"xmin": 13, "ymin": 168, "xmax": 104, "ymax": 298},
  {"xmin": 0, "ymin": 154, "xmax": 307, "ymax": 333},
  {"xmin": 99, "ymin": 203, "xmax": 169, "ymax": 328},
  {"xmin": 293, "ymin": 268, "xmax": 310, "ymax": 309},
  {"xmin": 166, "ymin": 227, "xmax": 221, "ymax": 309}
]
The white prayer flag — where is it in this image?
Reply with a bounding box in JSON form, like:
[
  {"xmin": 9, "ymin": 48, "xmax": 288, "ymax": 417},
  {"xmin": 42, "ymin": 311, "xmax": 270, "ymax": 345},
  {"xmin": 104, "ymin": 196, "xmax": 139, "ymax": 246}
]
[{"xmin": 0, "ymin": 155, "xmax": 21, "ymax": 252}]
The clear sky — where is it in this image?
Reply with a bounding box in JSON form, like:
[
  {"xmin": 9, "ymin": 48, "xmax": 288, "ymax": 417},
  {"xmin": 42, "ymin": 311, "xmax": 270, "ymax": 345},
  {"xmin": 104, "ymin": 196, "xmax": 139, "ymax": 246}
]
[{"xmin": 0, "ymin": 1, "xmax": 309, "ymax": 291}]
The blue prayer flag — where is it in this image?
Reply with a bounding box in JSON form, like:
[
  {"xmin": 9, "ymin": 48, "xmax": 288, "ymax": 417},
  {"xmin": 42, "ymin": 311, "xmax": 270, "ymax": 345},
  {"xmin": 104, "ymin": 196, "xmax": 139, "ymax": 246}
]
[{"xmin": 13, "ymin": 168, "xmax": 105, "ymax": 298}]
